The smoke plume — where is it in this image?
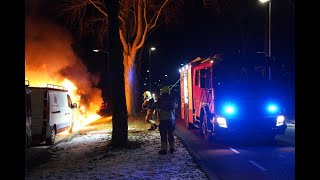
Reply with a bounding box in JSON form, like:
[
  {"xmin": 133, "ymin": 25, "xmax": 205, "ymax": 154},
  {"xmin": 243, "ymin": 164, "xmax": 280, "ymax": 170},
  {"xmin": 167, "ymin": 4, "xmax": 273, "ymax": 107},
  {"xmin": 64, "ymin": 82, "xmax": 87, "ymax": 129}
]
[{"xmin": 25, "ymin": 14, "xmax": 103, "ymax": 115}]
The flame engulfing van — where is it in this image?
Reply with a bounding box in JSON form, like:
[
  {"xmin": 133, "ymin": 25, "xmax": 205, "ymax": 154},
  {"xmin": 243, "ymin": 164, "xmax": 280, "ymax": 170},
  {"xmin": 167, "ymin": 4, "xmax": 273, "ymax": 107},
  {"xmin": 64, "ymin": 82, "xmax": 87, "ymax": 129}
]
[
  {"xmin": 179, "ymin": 54, "xmax": 288, "ymax": 142},
  {"xmin": 26, "ymin": 82, "xmax": 77, "ymax": 145}
]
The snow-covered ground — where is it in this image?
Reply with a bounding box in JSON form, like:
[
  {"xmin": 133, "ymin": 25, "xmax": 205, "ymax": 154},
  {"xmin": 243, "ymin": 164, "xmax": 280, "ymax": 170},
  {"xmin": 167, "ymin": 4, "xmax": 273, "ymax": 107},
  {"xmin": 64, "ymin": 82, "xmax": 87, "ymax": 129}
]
[{"xmin": 25, "ymin": 116, "xmax": 209, "ymax": 179}]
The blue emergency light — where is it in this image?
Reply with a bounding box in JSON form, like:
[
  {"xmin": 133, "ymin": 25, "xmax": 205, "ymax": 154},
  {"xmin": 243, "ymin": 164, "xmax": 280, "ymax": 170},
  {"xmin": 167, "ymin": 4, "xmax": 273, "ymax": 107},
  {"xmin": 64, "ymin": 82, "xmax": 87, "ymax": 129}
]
[{"xmin": 266, "ymin": 103, "xmax": 279, "ymax": 113}]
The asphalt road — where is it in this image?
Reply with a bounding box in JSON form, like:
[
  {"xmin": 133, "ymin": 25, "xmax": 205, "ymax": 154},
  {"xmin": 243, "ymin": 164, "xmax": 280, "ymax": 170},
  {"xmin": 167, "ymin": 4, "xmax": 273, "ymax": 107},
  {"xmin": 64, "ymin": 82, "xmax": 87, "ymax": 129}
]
[{"xmin": 174, "ymin": 116, "xmax": 295, "ymax": 180}]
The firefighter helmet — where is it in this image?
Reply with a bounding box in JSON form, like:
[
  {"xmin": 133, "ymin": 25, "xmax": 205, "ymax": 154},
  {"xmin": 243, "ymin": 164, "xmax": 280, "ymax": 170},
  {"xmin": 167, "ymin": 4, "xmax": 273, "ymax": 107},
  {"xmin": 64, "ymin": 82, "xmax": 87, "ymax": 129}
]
[
  {"xmin": 143, "ymin": 91, "xmax": 152, "ymax": 100},
  {"xmin": 160, "ymin": 86, "xmax": 170, "ymax": 95}
]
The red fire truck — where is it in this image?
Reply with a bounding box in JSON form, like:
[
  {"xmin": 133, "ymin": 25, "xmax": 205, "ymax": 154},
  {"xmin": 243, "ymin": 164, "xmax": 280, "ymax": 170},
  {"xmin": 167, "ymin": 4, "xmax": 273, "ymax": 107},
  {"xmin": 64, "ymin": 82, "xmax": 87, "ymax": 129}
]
[{"xmin": 179, "ymin": 54, "xmax": 287, "ymax": 141}]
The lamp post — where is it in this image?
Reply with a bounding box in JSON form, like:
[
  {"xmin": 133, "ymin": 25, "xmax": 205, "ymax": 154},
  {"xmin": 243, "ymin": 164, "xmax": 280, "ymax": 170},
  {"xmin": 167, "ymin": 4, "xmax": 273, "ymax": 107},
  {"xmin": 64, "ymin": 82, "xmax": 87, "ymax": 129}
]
[
  {"xmin": 148, "ymin": 46, "xmax": 156, "ymax": 91},
  {"xmin": 259, "ymin": 0, "xmax": 272, "ymax": 80},
  {"xmin": 93, "ymin": 49, "xmax": 110, "ymax": 73},
  {"xmin": 93, "ymin": 49, "xmax": 111, "ymax": 110}
]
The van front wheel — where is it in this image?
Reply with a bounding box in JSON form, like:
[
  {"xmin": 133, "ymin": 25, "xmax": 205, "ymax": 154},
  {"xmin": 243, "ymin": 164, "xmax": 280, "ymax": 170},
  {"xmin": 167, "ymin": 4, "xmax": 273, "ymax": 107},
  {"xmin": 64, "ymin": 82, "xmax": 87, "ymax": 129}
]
[
  {"xmin": 69, "ymin": 121, "xmax": 74, "ymax": 133},
  {"xmin": 46, "ymin": 126, "xmax": 56, "ymax": 145}
]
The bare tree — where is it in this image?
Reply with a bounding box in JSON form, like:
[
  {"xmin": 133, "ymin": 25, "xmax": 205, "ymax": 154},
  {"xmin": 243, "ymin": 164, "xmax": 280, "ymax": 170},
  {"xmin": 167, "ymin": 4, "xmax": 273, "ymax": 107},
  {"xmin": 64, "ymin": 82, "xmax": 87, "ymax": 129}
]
[
  {"xmin": 57, "ymin": 0, "xmax": 239, "ymax": 147},
  {"xmin": 58, "ymin": 0, "xmax": 184, "ymax": 116}
]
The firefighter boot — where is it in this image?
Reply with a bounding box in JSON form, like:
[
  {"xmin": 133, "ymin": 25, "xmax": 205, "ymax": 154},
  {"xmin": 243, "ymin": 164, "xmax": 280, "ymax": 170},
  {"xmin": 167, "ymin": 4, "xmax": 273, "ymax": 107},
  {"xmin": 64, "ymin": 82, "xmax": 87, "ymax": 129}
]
[
  {"xmin": 153, "ymin": 123, "xmax": 158, "ymax": 130},
  {"xmin": 158, "ymin": 150, "xmax": 167, "ymax": 155},
  {"xmin": 158, "ymin": 142, "xmax": 167, "ymax": 155},
  {"xmin": 169, "ymin": 143, "xmax": 175, "ymax": 153},
  {"xmin": 148, "ymin": 125, "xmax": 155, "ymax": 131},
  {"xmin": 148, "ymin": 120, "xmax": 158, "ymax": 131}
]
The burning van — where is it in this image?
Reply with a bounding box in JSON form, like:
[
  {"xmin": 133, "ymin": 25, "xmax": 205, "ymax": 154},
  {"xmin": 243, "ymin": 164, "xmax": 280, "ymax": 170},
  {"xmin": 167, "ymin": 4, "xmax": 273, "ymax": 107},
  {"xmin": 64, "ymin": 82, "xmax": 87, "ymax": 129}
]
[
  {"xmin": 25, "ymin": 80, "xmax": 32, "ymax": 148},
  {"xmin": 26, "ymin": 81, "xmax": 78, "ymax": 145}
]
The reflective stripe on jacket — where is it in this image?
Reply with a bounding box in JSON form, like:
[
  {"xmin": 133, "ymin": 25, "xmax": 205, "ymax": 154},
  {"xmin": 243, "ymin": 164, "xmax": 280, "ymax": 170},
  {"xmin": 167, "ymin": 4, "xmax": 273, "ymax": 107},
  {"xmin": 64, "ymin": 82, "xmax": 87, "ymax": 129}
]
[{"xmin": 152, "ymin": 94, "xmax": 178, "ymax": 120}]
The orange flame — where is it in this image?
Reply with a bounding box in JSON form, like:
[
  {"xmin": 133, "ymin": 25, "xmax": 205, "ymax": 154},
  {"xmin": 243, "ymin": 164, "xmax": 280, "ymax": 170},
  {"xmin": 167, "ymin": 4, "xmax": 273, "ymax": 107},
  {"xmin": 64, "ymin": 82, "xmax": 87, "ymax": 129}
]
[{"xmin": 25, "ymin": 15, "xmax": 104, "ymax": 133}]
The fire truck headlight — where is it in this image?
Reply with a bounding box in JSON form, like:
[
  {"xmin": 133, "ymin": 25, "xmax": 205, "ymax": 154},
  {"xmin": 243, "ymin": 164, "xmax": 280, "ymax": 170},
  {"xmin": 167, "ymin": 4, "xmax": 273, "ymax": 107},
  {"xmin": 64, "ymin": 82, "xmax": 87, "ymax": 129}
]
[
  {"xmin": 217, "ymin": 117, "xmax": 228, "ymax": 128},
  {"xmin": 266, "ymin": 103, "xmax": 279, "ymax": 113},
  {"xmin": 276, "ymin": 115, "xmax": 285, "ymax": 126}
]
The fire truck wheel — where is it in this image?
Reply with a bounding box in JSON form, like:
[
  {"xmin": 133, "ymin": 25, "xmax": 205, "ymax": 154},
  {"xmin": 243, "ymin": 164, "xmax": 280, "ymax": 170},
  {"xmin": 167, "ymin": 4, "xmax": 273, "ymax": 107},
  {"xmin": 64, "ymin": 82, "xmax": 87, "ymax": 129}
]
[
  {"xmin": 188, "ymin": 122, "xmax": 195, "ymax": 129},
  {"xmin": 201, "ymin": 114, "xmax": 214, "ymax": 142},
  {"xmin": 264, "ymin": 135, "xmax": 276, "ymax": 144},
  {"xmin": 46, "ymin": 126, "xmax": 56, "ymax": 145}
]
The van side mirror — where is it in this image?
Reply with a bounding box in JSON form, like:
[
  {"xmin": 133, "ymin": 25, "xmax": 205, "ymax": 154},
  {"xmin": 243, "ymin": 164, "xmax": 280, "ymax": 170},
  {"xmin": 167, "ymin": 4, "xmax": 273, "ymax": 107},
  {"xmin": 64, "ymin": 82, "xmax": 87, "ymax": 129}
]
[{"xmin": 72, "ymin": 103, "xmax": 77, "ymax": 108}]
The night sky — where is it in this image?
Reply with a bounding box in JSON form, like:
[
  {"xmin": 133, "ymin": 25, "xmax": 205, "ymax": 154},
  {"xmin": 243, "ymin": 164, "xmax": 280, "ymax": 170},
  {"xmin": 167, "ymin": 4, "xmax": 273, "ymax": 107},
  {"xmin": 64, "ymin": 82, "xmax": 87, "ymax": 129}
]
[
  {"xmin": 145, "ymin": 0, "xmax": 294, "ymax": 86},
  {"xmin": 25, "ymin": 0, "xmax": 295, "ymax": 98}
]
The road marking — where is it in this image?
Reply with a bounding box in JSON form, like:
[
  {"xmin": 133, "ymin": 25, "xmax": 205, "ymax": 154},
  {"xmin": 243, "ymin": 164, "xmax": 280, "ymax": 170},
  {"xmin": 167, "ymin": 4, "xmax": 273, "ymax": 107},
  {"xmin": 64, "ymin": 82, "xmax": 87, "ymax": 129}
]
[
  {"xmin": 229, "ymin": 147, "xmax": 240, "ymax": 154},
  {"xmin": 249, "ymin": 160, "xmax": 267, "ymax": 171}
]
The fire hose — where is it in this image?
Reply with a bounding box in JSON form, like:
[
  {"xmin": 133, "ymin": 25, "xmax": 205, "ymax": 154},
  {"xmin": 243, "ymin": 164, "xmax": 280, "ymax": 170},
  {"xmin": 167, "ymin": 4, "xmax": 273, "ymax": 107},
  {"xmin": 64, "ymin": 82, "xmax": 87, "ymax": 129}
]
[{"xmin": 168, "ymin": 75, "xmax": 184, "ymax": 91}]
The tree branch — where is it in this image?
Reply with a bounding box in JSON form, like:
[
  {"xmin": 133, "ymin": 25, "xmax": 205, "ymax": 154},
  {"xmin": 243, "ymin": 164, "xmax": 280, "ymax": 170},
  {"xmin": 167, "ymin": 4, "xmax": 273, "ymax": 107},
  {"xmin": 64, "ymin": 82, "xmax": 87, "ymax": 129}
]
[
  {"xmin": 132, "ymin": 0, "xmax": 144, "ymax": 50},
  {"xmin": 87, "ymin": 0, "xmax": 108, "ymax": 18},
  {"xmin": 149, "ymin": 0, "xmax": 169, "ymax": 30},
  {"xmin": 135, "ymin": 0, "xmax": 169, "ymax": 50}
]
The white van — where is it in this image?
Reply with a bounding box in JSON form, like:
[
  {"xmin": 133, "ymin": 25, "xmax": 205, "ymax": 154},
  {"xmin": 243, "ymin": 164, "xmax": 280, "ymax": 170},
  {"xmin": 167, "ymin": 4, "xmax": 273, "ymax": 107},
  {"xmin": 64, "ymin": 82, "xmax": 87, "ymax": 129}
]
[
  {"xmin": 25, "ymin": 81, "xmax": 32, "ymax": 148},
  {"xmin": 26, "ymin": 83, "xmax": 77, "ymax": 145}
]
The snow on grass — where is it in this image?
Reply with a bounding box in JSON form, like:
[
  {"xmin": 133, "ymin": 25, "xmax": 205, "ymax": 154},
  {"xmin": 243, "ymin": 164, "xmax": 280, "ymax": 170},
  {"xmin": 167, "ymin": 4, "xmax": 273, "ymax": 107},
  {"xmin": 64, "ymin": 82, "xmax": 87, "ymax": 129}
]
[{"xmin": 25, "ymin": 115, "xmax": 209, "ymax": 180}]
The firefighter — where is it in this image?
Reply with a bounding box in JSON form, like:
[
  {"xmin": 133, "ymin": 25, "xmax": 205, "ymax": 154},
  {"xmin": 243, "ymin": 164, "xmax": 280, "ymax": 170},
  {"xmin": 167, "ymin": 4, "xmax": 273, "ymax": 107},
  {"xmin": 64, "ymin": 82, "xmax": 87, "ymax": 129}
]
[
  {"xmin": 142, "ymin": 91, "xmax": 158, "ymax": 131},
  {"xmin": 151, "ymin": 86, "xmax": 178, "ymax": 155}
]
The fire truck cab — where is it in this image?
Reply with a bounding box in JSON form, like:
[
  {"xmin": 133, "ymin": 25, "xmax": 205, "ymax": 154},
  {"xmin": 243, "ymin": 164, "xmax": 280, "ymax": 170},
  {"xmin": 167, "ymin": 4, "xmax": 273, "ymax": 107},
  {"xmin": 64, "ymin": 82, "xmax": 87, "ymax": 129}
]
[{"xmin": 179, "ymin": 55, "xmax": 287, "ymax": 141}]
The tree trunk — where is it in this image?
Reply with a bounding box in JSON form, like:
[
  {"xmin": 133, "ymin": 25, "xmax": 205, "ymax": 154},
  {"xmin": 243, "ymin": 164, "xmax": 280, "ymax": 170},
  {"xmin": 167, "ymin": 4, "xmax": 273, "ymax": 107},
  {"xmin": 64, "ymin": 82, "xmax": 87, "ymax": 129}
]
[
  {"xmin": 124, "ymin": 55, "xmax": 135, "ymax": 115},
  {"xmin": 109, "ymin": 0, "xmax": 128, "ymax": 148},
  {"xmin": 123, "ymin": 51, "xmax": 140, "ymax": 116}
]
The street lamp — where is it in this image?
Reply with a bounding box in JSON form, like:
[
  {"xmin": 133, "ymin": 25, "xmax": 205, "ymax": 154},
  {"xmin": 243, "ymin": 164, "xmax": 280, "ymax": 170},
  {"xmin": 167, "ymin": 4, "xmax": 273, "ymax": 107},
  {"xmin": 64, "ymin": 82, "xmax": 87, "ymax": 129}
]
[
  {"xmin": 93, "ymin": 49, "xmax": 111, "ymax": 109},
  {"xmin": 93, "ymin": 49, "xmax": 110, "ymax": 73},
  {"xmin": 259, "ymin": 0, "xmax": 272, "ymax": 80},
  {"xmin": 148, "ymin": 46, "xmax": 156, "ymax": 91}
]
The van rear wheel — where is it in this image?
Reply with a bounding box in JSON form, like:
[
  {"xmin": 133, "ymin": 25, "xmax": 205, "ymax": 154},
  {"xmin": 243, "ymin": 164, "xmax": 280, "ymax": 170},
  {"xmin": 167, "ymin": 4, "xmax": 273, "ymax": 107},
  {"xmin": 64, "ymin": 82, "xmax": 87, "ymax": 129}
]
[
  {"xmin": 46, "ymin": 126, "xmax": 56, "ymax": 145},
  {"xmin": 25, "ymin": 133, "xmax": 28, "ymax": 148},
  {"xmin": 25, "ymin": 133, "xmax": 32, "ymax": 148}
]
